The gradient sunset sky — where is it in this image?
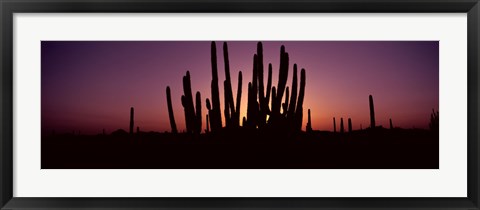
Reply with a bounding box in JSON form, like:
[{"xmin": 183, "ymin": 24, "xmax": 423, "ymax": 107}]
[{"xmin": 41, "ymin": 41, "xmax": 439, "ymax": 135}]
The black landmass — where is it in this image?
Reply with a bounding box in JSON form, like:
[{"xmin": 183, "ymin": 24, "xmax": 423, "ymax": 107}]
[{"xmin": 42, "ymin": 127, "xmax": 438, "ymax": 169}]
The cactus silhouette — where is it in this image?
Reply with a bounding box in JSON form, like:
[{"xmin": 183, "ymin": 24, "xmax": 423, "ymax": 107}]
[
  {"xmin": 181, "ymin": 71, "xmax": 196, "ymax": 134},
  {"xmin": 306, "ymin": 109, "xmax": 312, "ymax": 132},
  {"xmin": 348, "ymin": 118, "xmax": 352, "ymax": 133},
  {"xmin": 166, "ymin": 42, "xmax": 307, "ymax": 135},
  {"xmin": 222, "ymin": 42, "xmax": 236, "ymax": 128},
  {"xmin": 210, "ymin": 42, "xmax": 222, "ymax": 132},
  {"xmin": 246, "ymin": 81, "xmax": 258, "ymax": 129},
  {"xmin": 273, "ymin": 46, "xmax": 289, "ymax": 114},
  {"xmin": 233, "ymin": 71, "xmax": 242, "ymax": 128},
  {"xmin": 180, "ymin": 72, "xmax": 203, "ymax": 134},
  {"xmin": 389, "ymin": 118, "xmax": 393, "ymax": 129},
  {"xmin": 246, "ymin": 54, "xmax": 259, "ymax": 128},
  {"xmin": 206, "ymin": 99, "xmax": 212, "ymax": 131},
  {"xmin": 223, "ymin": 80, "xmax": 231, "ymax": 128},
  {"xmin": 340, "ymin": 117, "xmax": 344, "ymax": 133},
  {"xmin": 166, "ymin": 86, "xmax": 178, "ymax": 134},
  {"xmin": 333, "ymin": 117, "xmax": 336, "ymax": 133},
  {"xmin": 257, "ymin": 42, "xmax": 267, "ymax": 128},
  {"xmin": 429, "ymin": 109, "xmax": 439, "ymax": 132},
  {"xmin": 294, "ymin": 69, "xmax": 306, "ymax": 131},
  {"xmin": 137, "ymin": 126, "xmax": 140, "ymax": 134},
  {"xmin": 206, "ymin": 114, "xmax": 210, "ymax": 133},
  {"xmin": 287, "ymin": 64, "xmax": 298, "ymax": 119},
  {"xmin": 195, "ymin": 92, "xmax": 202, "ymax": 134},
  {"xmin": 129, "ymin": 107, "xmax": 134, "ymax": 135},
  {"xmin": 283, "ymin": 86, "xmax": 289, "ymax": 115},
  {"xmin": 265, "ymin": 64, "xmax": 273, "ymax": 112},
  {"xmin": 369, "ymin": 94, "xmax": 376, "ymax": 129}
]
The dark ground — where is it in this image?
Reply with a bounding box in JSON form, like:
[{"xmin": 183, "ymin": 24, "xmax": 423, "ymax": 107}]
[{"xmin": 41, "ymin": 128, "xmax": 438, "ymax": 169}]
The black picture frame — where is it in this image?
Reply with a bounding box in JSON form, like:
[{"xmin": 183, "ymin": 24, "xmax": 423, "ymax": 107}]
[{"xmin": 1, "ymin": 0, "xmax": 479, "ymax": 209}]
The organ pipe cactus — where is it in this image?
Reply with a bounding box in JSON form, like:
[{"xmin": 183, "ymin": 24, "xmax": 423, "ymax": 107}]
[
  {"xmin": 348, "ymin": 118, "xmax": 352, "ymax": 133},
  {"xmin": 287, "ymin": 64, "xmax": 298, "ymax": 119},
  {"xmin": 210, "ymin": 42, "xmax": 222, "ymax": 132},
  {"xmin": 333, "ymin": 117, "xmax": 336, "ymax": 133},
  {"xmin": 369, "ymin": 94, "xmax": 376, "ymax": 128},
  {"xmin": 166, "ymin": 86, "xmax": 178, "ymax": 134},
  {"xmin": 129, "ymin": 107, "xmax": 134, "ymax": 135},
  {"xmin": 293, "ymin": 69, "xmax": 306, "ymax": 131},
  {"xmin": 282, "ymin": 86, "xmax": 289, "ymax": 115},
  {"xmin": 181, "ymin": 71, "xmax": 202, "ymax": 134},
  {"xmin": 195, "ymin": 92, "xmax": 202, "ymax": 134},
  {"xmin": 181, "ymin": 71, "xmax": 195, "ymax": 133},
  {"xmin": 340, "ymin": 117, "xmax": 344, "ymax": 133},
  {"xmin": 234, "ymin": 71, "xmax": 242, "ymax": 128},
  {"xmin": 222, "ymin": 43, "xmax": 236, "ymax": 128},
  {"xmin": 273, "ymin": 46, "xmax": 289, "ymax": 116},
  {"xmin": 257, "ymin": 42, "xmax": 267, "ymax": 128},
  {"xmin": 206, "ymin": 114, "xmax": 210, "ymax": 133},
  {"xmin": 306, "ymin": 109, "xmax": 312, "ymax": 132}
]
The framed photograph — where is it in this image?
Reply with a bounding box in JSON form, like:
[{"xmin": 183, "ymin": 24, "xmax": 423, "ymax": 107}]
[{"xmin": 1, "ymin": 0, "xmax": 479, "ymax": 209}]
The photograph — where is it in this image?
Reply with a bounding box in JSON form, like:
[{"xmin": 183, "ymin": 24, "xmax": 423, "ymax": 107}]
[{"xmin": 41, "ymin": 41, "xmax": 439, "ymax": 169}]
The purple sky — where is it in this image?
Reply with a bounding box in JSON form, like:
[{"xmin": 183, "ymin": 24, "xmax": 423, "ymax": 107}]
[{"xmin": 41, "ymin": 41, "xmax": 439, "ymax": 134}]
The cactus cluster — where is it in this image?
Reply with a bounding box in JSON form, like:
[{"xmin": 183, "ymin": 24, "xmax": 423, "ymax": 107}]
[
  {"xmin": 164, "ymin": 41, "xmax": 308, "ymax": 135},
  {"xmin": 244, "ymin": 42, "xmax": 307, "ymax": 134}
]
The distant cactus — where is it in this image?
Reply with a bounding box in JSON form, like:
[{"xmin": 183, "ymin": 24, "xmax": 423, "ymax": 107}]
[
  {"xmin": 389, "ymin": 118, "xmax": 393, "ymax": 129},
  {"xmin": 348, "ymin": 118, "xmax": 352, "ymax": 133},
  {"xmin": 340, "ymin": 118, "xmax": 344, "ymax": 133},
  {"xmin": 137, "ymin": 126, "xmax": 140, "ymax": 134},
  {"xmin": 333, "ymin": 117, "xmax": 336, "ymax": 133},
  {"xmin": 166, "ymin": 86, "xmax": 178, "ymax": 134},
  {"xmin": 429, "ymin": 109, "xmax": 439, "ymax": 132},
  {"xmin": 306, "ymin": 109, "xmax": 312, "ymax": 132},
  {"xmin": 369, "ymin": 95, "xmax": 376, "ymax": 128},
  {"xmin": 129, "ymin": 107, "xmax": 134, "ymax": 135}
]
